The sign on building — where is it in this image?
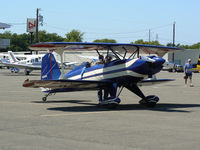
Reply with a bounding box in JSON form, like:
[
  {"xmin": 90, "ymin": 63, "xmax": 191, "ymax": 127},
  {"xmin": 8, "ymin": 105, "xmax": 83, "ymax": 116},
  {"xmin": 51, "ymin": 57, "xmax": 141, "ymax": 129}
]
[{"xmin": 27, "ymin": 18, "xmax": 36, "ymax": 32}]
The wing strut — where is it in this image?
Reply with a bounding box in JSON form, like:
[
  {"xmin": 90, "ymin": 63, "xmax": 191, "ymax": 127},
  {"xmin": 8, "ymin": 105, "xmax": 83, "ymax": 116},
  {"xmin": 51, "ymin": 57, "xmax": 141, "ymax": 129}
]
[
  {"xmin": 128, "ymin": 46, "xmax": 140, "ymax": 59},
  {"xmin": 56, "ymin": 49, "xmax": 65, "ymax": 79},
  {"xmin": 122, "ymin": 46, "xmax": 127, "ymax": 60}
]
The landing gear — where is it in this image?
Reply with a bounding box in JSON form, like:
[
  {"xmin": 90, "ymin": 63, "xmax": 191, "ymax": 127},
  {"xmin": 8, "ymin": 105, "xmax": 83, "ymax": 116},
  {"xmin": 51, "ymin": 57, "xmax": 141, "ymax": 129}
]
[
  {"xmin": 24, "ymin": 70, "xmax": 30, "ymax": 75},
  {"xmin": 42, "ymin": 92, "xmax": 54, "ymax": 102},
  {"xmin": 139, "ymin": 95, "xmax": 159, "ymax": 107},
  {"xmin": 125, "ymin": 84, "xmax": 159, "ymax": 107},
  {"xmin": 42, "ymin": 97, "xmax": 47, "ymax": 102}
]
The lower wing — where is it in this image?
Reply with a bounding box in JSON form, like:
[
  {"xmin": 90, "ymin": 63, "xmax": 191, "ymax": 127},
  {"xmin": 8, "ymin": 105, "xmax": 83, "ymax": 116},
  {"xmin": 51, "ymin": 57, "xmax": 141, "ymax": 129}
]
[
  {"xmin": 23, "ymin": 79, "xmax": 112, "ymax": 91},
  {"xmin": 137, "ymin": 79, "xmax": 175, "ymax": 86}
]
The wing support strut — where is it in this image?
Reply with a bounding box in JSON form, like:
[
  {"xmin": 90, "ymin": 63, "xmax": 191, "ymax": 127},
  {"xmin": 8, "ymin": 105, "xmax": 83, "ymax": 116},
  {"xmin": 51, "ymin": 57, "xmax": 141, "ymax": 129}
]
[
  {"xmin": 122, "ymin": 46, "xmax": 127, "ymax": 60},
  {"xmin": 56, "ymin": 49, "xmax": 65, "ymax": 79},
  {"xmin": 125, "ymin": 84, "xmax": 145, "ymax": 99},
  {"xmin": 128, "ymin": 46, "xmax": 140, "ymax": 59}
]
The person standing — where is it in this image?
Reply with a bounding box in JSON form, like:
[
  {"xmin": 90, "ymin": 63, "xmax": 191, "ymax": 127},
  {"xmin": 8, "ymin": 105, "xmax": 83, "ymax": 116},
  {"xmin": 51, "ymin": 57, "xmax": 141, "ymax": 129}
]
[
  {"xmin": 184, "ymin": 59, "xmax": 193, "ymax": 87},
  {"xmin": 96, "ymin": 55, "xmax": 105, "ymax": 102}
]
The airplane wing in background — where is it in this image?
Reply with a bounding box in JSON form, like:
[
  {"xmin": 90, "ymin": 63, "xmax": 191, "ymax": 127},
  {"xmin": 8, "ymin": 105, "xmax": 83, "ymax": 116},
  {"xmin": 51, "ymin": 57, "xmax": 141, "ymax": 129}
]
[
  {"xmin": 1, "ymin": 62, "xmax": 41, "ymax": 70},
  {"xmin": 29, "ymin": 42, "xmax": 184, "ymax": 57}
]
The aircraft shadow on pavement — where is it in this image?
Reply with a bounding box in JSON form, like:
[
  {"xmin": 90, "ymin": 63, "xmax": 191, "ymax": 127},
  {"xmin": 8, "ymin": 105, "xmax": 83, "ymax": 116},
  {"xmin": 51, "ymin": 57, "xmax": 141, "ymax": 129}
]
[{"xmin": 45, "ymin": 100, "xmax": 200, "ymax": 113}]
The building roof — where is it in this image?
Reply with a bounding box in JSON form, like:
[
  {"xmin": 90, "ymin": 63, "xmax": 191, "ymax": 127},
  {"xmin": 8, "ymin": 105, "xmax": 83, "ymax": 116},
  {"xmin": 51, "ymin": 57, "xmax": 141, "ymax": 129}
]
[{"xmin": 0, "ymin": 22, "xmax": 11, "ymax": 29}]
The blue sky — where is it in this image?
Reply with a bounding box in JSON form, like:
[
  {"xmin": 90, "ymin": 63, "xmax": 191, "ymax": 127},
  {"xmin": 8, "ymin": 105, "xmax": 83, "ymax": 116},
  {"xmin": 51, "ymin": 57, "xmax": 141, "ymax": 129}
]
[{"xmin": 1, "ymin": 0, "xmax": 200, "ymax": 45}]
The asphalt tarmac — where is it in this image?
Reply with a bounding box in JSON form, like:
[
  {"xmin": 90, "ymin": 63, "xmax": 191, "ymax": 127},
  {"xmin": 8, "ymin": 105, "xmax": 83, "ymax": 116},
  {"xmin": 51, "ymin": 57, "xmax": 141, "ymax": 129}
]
[{"xmin": 0, "ymin": 69, "xmax": 200, "ymax": 150}]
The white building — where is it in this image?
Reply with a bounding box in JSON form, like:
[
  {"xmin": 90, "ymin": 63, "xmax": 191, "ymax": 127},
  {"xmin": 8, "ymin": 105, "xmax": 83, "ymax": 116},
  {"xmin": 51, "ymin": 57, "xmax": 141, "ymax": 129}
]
[{"xmin": 168, "ymin": 49, "xmax": 200, "ymax": 65}]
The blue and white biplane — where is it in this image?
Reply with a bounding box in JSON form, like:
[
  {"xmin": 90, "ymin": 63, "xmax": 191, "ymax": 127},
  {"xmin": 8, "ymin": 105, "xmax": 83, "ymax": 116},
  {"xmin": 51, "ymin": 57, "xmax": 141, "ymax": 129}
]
[{"xmin": 23, "ymin": 42, "xmax": 182, "ymax": 107}]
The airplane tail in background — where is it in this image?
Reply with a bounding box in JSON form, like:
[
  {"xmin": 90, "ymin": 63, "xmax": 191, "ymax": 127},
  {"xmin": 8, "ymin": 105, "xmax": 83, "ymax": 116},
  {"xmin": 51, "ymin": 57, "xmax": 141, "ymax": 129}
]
[
  {"xmin": 197, "ymin": 55, "xmax": 200, "ymax": 72},
  {"xmin": 8, "ymin": 51, "xmax": 18, "ymax": 63},
  {"xmin": 41, "ymin": 52, "xmax": 61, "ymax": 80}
]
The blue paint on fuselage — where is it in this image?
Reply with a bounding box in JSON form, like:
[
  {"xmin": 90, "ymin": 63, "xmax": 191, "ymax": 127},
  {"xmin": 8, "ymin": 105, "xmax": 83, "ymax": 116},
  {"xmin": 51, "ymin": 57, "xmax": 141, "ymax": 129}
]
[{"xmin": 66, "ymin": 56, "xmax": 165, "ymax": 81}]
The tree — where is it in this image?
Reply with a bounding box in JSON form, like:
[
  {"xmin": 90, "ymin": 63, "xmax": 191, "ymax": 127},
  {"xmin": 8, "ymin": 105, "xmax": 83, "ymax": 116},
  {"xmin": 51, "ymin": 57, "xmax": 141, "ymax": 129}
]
[
  {"xmin": 93, "ymin": 38, "xmax": 117, "ymax": 43},
  {"xmin": 38, "ymin": 30, "xmax": 64, "ymax": 42},
  {"xmin": 167, "ymin": 42, "xmax": 200, "ymax": 49},
  {"xmin": 64, "ymin": 29, "xmax": 84, "ymax": 42},
  {"xmin": 131, "ymin": 39, "xmax": 163, "ymax": 46},
  {"xmin": 0, "ymin": 30, "xmax": 65, "ymax": 52}
]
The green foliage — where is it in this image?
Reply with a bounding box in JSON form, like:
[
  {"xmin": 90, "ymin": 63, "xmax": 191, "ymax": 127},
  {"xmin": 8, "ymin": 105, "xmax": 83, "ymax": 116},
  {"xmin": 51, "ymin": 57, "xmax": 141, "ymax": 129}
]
[
  {"xmin": 64, "ymin": 29, "xmax": 84, "ymax": 42},
  {"xmin": 0, "ymin": 30, "xmax": 65, "ymax": 52},
  {"xmin": 0, "ymin": 31, "xmax": 30, "ymax": 52},
  {"xmin": 1, "ymin": 29, "xmax": 200, "ymax": 52},
  {"xmin": 93, "ymin": 38, "xmax": 117, "ymax": 43},
  {"xmin": 131, "ymin": 39, "xmax": 163, "ymax": 46},
  {"xmin": 38, "ymin": 30, "xmax": 64, "ymax": 42},
  {"xmin": 167, "ymin": 42, "xmax": 200, "ymax": 49}
]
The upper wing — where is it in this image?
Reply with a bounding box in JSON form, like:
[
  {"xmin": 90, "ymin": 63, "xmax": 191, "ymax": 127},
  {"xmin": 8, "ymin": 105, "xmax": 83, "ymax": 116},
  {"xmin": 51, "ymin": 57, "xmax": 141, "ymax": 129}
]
[
  {"xmin": 2, "ymin": 62, "xmax": 41, "ymax": 70},
  {"xmin": 29, "ymin": 42, "xmax": 183, "ymax": 57},
  {"xmin": 23, "ymin": 79, "xmax": 112, "ymax": 91}
]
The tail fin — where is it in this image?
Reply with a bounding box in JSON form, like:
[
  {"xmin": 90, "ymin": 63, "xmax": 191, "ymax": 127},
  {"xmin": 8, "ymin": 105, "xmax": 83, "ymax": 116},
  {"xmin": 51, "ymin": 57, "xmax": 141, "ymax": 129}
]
[
  {"xmin": 8, "ymin": 51, "xmax": 18, "ymax": 63},
  {"xmin": 197, "ymin": 55, "xmax": 200, "ymax": 72},
  {"xmin": 41, "ymin": 52, "xmax": 61, "ymax": 80}
]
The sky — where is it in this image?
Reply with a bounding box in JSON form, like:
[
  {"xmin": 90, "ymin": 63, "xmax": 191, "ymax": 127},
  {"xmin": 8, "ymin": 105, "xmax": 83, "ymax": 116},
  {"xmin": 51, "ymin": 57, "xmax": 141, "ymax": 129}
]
[{"xmin": 1, "ymin": 0, "xmax": 200, "ymax": 45}]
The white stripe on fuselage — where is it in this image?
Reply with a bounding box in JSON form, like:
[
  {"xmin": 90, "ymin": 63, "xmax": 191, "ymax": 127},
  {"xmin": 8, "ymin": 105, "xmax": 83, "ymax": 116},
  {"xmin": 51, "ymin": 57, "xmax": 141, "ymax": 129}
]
[{"xmin": 68, "ymin": 58, "xmax": 146, "ymax": 81}]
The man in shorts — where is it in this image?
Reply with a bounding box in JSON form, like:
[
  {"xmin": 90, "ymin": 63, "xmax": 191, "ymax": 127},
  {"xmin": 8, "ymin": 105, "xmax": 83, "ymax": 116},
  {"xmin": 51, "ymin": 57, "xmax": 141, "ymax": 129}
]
[{"xmin": 184, "ymin": 59, "xmax": 193, "ymax": 87}]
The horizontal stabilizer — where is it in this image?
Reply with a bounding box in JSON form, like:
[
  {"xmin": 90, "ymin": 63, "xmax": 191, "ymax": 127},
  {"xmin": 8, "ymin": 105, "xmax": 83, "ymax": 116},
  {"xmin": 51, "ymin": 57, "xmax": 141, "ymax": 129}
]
[{"xmin": 23, "ymin": 79, "xmax": 112, "ymax": 91}]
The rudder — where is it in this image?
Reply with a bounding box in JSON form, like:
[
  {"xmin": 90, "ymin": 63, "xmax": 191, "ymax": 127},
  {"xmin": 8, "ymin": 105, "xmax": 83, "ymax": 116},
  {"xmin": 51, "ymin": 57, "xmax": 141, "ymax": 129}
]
[
  {"xmin": 41, "ymin": 52, "xmax": 61, "ymax": 80},
  {"xmin": 8, "ymin": 51, "xmax": 18, "ymax": 63}
]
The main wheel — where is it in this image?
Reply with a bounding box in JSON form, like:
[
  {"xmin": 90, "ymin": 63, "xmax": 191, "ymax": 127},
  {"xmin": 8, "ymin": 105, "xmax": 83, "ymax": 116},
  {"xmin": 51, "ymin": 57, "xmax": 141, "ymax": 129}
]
[
  {"xmin": 139, "ymin": 95, "xmax": 159, "ymax": 107},
  {"xmin": 24, "ymin": 71, "xmax": 30, "ymax": 75}
]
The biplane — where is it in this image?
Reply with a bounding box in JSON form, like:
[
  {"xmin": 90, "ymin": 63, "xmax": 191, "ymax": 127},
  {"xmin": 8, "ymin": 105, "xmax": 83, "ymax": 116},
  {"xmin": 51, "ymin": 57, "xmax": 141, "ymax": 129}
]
[{"xmin": 23, "ymin": 42, "xmax": 182, "ymax": 107}]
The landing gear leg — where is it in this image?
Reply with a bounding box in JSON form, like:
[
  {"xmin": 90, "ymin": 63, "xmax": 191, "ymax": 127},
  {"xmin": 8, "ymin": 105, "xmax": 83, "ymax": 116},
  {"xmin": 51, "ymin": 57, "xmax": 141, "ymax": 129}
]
[
  {"xmin": 42, "ymin": 93, "xmax": 51, "ymax": 102},
  {"xmin": 98, "ymin": 84, "xmax": 121, "ymax": 109},
  {"xmin": 125, "ymin": 84, "xmax": 159, "ymax": 107}
]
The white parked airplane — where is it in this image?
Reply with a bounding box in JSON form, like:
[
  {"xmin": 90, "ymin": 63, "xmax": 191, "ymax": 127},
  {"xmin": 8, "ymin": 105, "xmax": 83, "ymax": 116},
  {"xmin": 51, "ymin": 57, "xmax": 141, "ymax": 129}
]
[
  {"xmin": 1, "ymin": 51, "xmax": 42, "ymax": 75},
  {"xmin": 0, "ymin": 51, "xmax": 78, "ymax": 75}
]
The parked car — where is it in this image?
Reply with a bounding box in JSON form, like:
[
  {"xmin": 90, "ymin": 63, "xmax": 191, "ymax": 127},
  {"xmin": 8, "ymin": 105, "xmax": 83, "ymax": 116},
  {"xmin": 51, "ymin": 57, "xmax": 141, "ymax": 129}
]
[
  {"xmin": 191, "ymin": 63, "xmax": 199, "ymax": 73},
  {"xmin": 175, "ymin": 64, "xmax": 184, "ymax": 72},
  {"xmin": 162, "ymin": 61, "xmax": 176, "ymax": 72}
]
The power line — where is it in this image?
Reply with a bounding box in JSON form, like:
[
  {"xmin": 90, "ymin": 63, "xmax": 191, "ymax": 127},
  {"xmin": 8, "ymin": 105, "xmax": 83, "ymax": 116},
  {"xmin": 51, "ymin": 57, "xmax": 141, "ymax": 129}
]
[{"xmin": 6, "ymin": 23, "xmax": 26, "ymax": 25}]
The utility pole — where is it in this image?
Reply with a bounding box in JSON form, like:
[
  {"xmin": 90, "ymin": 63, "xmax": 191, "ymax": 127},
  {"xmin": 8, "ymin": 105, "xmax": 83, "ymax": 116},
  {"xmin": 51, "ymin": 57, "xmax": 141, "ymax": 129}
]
[
  {"xmin": 35, "ymin": 8, "xmax": 39, "ymax": 43},
  {"xmin": 30, "ymin": 32, "xmax": 33, "ymax": 54},
  {"xmin": 173, "ymin": 22, "xmax": 175, "ymax": 46},
  {"xmin": 156, "ymin": 34, "xmax": 158, "ymax": 41},
  {"xmin": 172, "ymin": 22, "xmax": 176, "ymax": 62},
  {"xmin": 149, "ymin": 29, "xmax": 151, "ymax": 42}
]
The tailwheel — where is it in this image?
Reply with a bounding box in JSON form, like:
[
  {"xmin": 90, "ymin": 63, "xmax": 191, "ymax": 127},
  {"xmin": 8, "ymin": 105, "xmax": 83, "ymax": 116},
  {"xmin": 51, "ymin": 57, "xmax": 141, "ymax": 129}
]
[
  {"xmin": 42, "ymin": 92, "xmax": 53, "ymax": 102},
  {"xmin": 139, "ymin": 95, "xmax": 159, "ymax": 107},
  {"xmin": 42, "ymin": 97, "xmax": 47, "ymax": 102}
]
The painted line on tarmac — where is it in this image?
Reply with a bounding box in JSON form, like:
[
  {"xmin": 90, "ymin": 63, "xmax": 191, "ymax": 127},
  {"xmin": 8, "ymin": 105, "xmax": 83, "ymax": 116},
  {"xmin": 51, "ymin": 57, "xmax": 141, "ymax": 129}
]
[{"xmin": 41, "ymin": 111, "xmax": 117, "ymax": 117}]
